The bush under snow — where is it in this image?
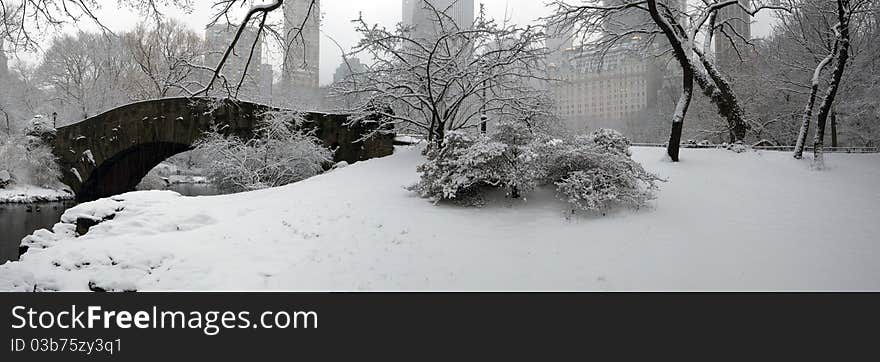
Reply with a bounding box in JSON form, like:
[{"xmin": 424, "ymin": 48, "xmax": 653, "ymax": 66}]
[
  {"xmin": 410, "ymin": 127, "xmax": 664, "ymax": 212},
  {"xmin": 0, "ymin": 133, "xmax": 62, "ymax": 188},
  {"xmin": 194, "ymin": 111, "xmax": 333, "ymax": 193}
]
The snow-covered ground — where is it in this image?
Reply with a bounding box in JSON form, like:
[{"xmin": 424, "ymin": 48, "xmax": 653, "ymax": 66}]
[
  {"xmin": 1, "ymin": 146, "xmax": 879, "ymax": 291},
  {"xmin": 0, "ymin": 185, "xmax": 74, "ymax": 203}
]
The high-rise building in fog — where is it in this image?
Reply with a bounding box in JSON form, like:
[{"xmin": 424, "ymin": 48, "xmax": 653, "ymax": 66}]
[
  {"xmin": 714, "ymin": 0, "xmax": 752, "ymax": 66},
  {"xmin": 283, "ymin": 0, "xmax": 321, "ymax": 102},
  {"xmin": 603, "ymin": 0, "xmax": 685, "ymax": 31},
  {"xmin": 259, "ymin": 64, "xmax": 274, "ymax": 104},
  {"xmin": 204, "ymin": 24, "xmax": 262, "ymax": 100},
  {"xmin": 402, "ymin": 0, "xmax": 475, "ymax": 33},
  {"xmin": 333, "ymin": 57, "xmax": 367, "ymax": 84}
]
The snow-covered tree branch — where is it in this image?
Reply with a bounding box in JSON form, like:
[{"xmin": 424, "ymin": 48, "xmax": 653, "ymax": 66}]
[{"xmin": 335, "ymin": 4, "xmax": 553, "ymax": 146}]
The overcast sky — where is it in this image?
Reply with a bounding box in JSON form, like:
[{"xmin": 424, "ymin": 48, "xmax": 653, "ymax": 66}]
[{"xmin": 11, "ymin": 0, "xmax": 774, "ymax": 86}]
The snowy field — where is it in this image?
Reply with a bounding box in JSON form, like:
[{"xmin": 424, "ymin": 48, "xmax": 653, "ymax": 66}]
[
  {"xmin": 0, "ymin": 185, "xmax": 74, "ymax": 204},
  {"xmin": 1, "ymin": 146, "xmax": 879, "ymax": 291}
]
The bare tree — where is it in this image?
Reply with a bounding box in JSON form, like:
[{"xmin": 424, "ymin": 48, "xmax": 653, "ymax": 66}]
[
  {"xmin": 0, "ymin": 0, "xmax": 192, "ymax": 51},
  {"xmin": 335, "ymin": 3, "xmax": 552, "ymax": 146},
  {"xmin": 783, "ymin": 0, "xmax": 845, "ymax": 159},
  {"xmin": 38, "ymin": 31, "xmax": 135, "ymax": 121},
  {"xmin": 545, "ymin": 0, "xmax": 785, "ymax": 161},
  {"xmin": 809, "ymin": 0, "xmax": 871, "ymax": 169},
  {"xmin": 195, "ymin": 0, "xmax": 318, "ymax": 102},
  {"xmin": 123, "ymin": 19, "xmax": 206, "ymax": 98},
  {"xmin": 1, "ymin": 0, "xmax": 315, "ymax": 103}
]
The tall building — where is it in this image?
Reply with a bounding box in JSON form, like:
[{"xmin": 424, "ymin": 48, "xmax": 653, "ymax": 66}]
[
  {"xmin": 204, "ymin": 24, "xmax": 263, "ymax": 100},
  {"xmin": 332, "ymin": 57, "xmax": 367, "ymax": 84},
  {"xmin": 714, "ymin": 0, "xmax": 752, "ymax": 65},
  {"xmin": 402, "ymin": 0, "xmax": 475, "ymax": 33},
  {"xmin": 549, "ymin": 39, "xmax": 665, "ymax": 137},
  {"xmin": 282, "ymin": 0, "xmax": 321, "ymax": 102},
  {"xmin": 259, "ymin": 64, "xmax": 274, "ymax": 104},
  {"xmin": 603, "ymin": 0, "xmax": 685, "ymax": 34}
]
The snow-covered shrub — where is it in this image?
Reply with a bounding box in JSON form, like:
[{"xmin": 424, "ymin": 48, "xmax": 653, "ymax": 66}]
[
  {"xmin": 539, "ymin": 133, "xmax": 664, "ymax": 212},
  {"xmin": 490, "ymin": 121, "xmax": 546, "ymax": 198},
  {"xmin": 407, "ymin": 131, "xmax": 507, "ymax": 203},
  {"xmin": 0, "ymin": 134, "xmax": 62, "ymax": 187},
  {"xmin": 408, "ymin": 120, "xmax": 552, "ymax": 203},
  {"xmin": 582, "ymin": 128, "xmax": 632, "ymax": 156},
  {"xmin": 410, "ymin": 126, "xmax": 662, "ymax": 212},
  {"xmin": 24, "ymin": 115, "xmax": 57, "ymax": 142},
  {"xmin": 195, "ymin": 111, "xmax": 333, "ymax": 193},
  {"xmin": 726, "ymin": 141, "xmax": 749, "ymax": 153}
]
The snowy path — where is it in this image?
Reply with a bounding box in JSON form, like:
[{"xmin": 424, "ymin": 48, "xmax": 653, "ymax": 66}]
[{"xmin": 1, "ymin": 146, "xmax": 879, "ymax": 291}]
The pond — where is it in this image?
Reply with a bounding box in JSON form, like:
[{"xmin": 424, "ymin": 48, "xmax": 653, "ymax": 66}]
[{"xmin": 0, "ymin": 183, "xmax": 220, "ymax": 265}]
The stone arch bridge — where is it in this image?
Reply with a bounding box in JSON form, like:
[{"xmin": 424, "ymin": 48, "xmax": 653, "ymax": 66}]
[{"xmin": 51, "ymin": 97, "xmax": 394, "ymax": 202}]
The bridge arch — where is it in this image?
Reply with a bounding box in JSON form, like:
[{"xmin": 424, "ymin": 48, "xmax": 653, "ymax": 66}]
[{"xmin": 52, "ymin": 97, "xmax": 393, "ymax": 202}]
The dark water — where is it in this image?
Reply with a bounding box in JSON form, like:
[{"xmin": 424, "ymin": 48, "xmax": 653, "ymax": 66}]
[
  {"xmin": 0, "ymin": 183, "xmax": 220, "ymax": 265},
  {"xmin": 0, "ymin": 201, "xmax": 77, "ymax": 265},
  {"xmin": 167, "ymin": 183, "xmax": 221, "ymax": 197}
]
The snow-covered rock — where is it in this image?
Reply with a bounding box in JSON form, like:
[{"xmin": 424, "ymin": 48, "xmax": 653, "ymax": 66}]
[{"xmin": 0, "ymin": 185, "xmax": 74, "ymax": 203}]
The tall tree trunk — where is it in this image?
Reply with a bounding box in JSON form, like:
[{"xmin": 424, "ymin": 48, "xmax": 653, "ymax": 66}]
[
  {"xmin": 813, "ymin": 0, "xmax": 851, "ymax": 170},
  {"xmin": 694, "ymin": 52, "xmax": 750, "ymax": 143},
  {"xmin": 830, "ymin": 110, "xmax": 838, "ymax": 148},
  {"xmin": 667, "ymin": 67, "xmax": 694, "ymax": 162},
  {"xmin": 434, "ymin": 121, "xmax": 445, "ymax": 148},
  {"xmin": 794, "ymin": 52, "xmax": 835, "ymax": 159},
  {"xmin": 646, "ymin": 0, "xmax": 695, "ymax": 161}
]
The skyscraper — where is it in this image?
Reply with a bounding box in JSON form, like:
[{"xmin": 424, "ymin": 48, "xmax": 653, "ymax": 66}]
[
  {"xmin": 714, "ymin": 0, "xmax": 752, "ymax": 66},
  {"xmin": 259, "ymin": 64, "xmax": 274, "ymax": 104},
  {"xmin": 204, "ymin": 24, "xmax": 263, "ymax": 100},
  {"xmin": 283, "ymin": 0, "xmax": 321, "ymax": 100},
  {"xmin": 402, "ymin": 0, "xmax": 475, "ymax": 33}
]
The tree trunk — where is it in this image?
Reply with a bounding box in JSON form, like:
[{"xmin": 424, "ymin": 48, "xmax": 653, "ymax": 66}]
[
  {"xmin": 794, "ymin": 51, "xmax": 835, "ymax": 159},
  {"xmin": 694, "ymin": 54, "xmax": 750, "ymax": 143},
  {"xmin": 646, "ymin": 0, "xmax": 749, "ymax": 143},
  {"xmin": 813, "ymin": 0, "xmax": 851, "ymax": 170},
  {"xmin": 434, "ymin": 121, "xmax": 445, "ymax": 148},
  {"xmin": 667, "ymin": 67, "xmax": 694, "ymax": 162},
  {"xmin": 830, "ymin": 110, "xmax": 838, "ymax": 148},
  {"xmin": 646, "ymin": 0, "xmax": 695, "ymax": 161}
]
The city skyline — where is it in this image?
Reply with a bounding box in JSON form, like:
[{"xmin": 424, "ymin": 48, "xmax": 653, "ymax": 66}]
[{"xmin": 1, "ymin": 1, "xmax": 774, "ymax": 87}]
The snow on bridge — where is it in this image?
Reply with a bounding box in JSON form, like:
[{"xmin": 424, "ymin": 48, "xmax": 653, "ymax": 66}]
[{"xmin": 52, "ymin": 97, "xmax": 394, "ymax": 202}]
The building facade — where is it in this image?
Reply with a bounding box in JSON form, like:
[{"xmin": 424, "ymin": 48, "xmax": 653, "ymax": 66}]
[
  {"xmin": 204, "ymin": 24, "xmax": 263, "ymax": 100},
  {"xmin": 282, "ymin": 0, "xmax": 321, "ymax": 104},
  {"xmin": 547, "ymin": 33, "xmax": 673, "ymax": 141}
]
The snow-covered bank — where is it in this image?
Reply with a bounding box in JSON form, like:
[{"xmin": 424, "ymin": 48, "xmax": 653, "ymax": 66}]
[
  {"xmin": 1, "ymin": 146, "xmax": 879, "ymax": 291},
  {"xmin": 0, "ymin": 185, "xmax": 74, "ymax": 204}
]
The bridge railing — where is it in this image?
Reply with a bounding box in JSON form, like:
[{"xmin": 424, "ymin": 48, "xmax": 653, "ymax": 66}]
[
  {"xmin": 389, "ymin": 136, "xmax": 879, "ymax": 154},
  {"xmin": 630, "ymin": 143, "xmax": 880, "ymax": 154}
]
